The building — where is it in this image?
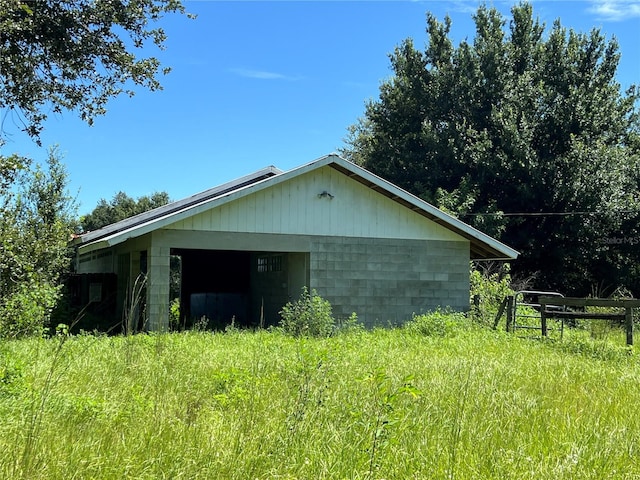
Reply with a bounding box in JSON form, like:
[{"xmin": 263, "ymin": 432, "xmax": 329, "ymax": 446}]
[{"xmin": 71, "ymin": 154, "xmax": 518, "ymax": 331}]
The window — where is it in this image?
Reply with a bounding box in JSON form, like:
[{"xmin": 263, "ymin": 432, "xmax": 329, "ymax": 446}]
[
  {"xmin": 257, "ymin": 256, "xmax": 268, "ymax": 273},
  {"xmin": 257, "ymin": 254, "xmax": 283, "ymax": 273}
]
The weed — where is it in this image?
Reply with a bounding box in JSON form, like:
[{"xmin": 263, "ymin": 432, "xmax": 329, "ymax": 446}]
[
  {"xmin": 0, "ymin": 348, "xmax": 23, "ymax": 397},
  {"xmin": 193, "ymin": 315, "xmax": 209, "ymax": 331},
  {"xmin": 279, "ymin": 287, "xmax": 335, "ymax": 337},
  {"xmin": 2, "ymin": 327, "xmax": 640, "ymax": 478},
  {"xmin": 447, "ymin": 360, "xmax": 474, "ymax": 480},
  {"xmin": 361, "ymin": 369, "xmax": 422, "ymax": 479},
  {"xmin": 405, "ymin": 309, "xmax": 467, "ymax": 337},
  {"xmin": 123, "ymin": 272, "xmax": 147, "ymax": 334},
  {"xmin": 285, "ymin": 342, "xmax": 330, "ymax": 438},
  {"xmin": 18, "ymin": 329, "xmax": 70, "ymax": 477},
  {"xmin": 335, "ymin": 312, "xmax": 363, "ymax": 334}
]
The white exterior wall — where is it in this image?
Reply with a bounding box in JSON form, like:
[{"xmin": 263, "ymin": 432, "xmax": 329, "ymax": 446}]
[
  {"xmin": 165, "ymin": 166, "xmax": 465, "ymax": 243},
  {"xmin": 77, "ymin": 249, "xmax": 116, "ymax": 274}
]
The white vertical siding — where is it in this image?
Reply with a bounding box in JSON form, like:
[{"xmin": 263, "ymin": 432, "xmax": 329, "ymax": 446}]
[{"xmin": 165, "ymin": 166, "xmax": 463, "ymax": 242}]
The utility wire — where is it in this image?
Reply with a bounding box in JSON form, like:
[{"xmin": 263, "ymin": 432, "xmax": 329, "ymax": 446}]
[{"xmin": 461, "ymin": 210, "xmax": 639, "ymax": 217}]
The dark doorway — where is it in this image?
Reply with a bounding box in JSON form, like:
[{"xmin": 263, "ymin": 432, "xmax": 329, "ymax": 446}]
[{"xmin": 171, "ymin": 249, "xmax": 251, "ymax": 329}]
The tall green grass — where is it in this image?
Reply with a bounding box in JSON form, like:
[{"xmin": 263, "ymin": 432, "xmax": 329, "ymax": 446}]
[{"xmin": 1, "ymin": 322, "xmax": 639, "ymax": 479}]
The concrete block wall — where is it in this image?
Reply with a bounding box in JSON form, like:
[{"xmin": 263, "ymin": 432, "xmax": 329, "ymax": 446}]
[
  {"xmin": 310, "ymin": 237, "xmax": 470, "ymax": 327},
  {"xmin": 146, "ymin": 245, "xmax": 170, "ymax": 331}
]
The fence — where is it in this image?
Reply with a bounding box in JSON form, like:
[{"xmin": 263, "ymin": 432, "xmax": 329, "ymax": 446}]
[
  {"xmin": 493, "ymin": 293, "xmax": 640, "ymax": 346},
  {"xmin": 538, "ymin": 296, "xmax": 640, "ymax": 346}
]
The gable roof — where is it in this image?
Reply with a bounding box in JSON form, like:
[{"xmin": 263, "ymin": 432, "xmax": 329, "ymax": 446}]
[
  {"xmin": 73, "ymin": 154, "xmax": 518, "ymax": 260},
  {"xmin": 76, "ymin": 165, "xmax": 282, "ymax": 246}
]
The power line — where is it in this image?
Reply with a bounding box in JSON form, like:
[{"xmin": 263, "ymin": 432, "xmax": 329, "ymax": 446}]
[{"xmin": 461, "ymin": 210, "xmax": 639, "ymax": 217}]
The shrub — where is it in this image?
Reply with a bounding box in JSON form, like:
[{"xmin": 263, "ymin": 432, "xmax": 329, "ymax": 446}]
[
  {"xmin": 0, "ymin": 150, "xmax": 77, "ymax": 338},
  {"xmin": 279, "ymin": 287, "xmax": 336, "ymax": 337},
  {"xmin": 0, "ymin": 281, "xmax": 60, "ymax": 338},
  {"xmin": 404, "ymin": 309, "xmax": 468, "ymax": 337},
  {"xmin": 470, "ymin": 264, "xmax": 513, "ymax": 327}
]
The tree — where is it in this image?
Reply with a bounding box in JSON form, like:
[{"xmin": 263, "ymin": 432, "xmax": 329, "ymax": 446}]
[
  {"xmin": 0, "ymin": 0, "xmax": 187, "ymax": 335},
  {"xmin": 0, "ymin": 148, "xmax": 78, "ymax": 337},
  {"xmin": 80, "ymin": 190, "xmax": 170, "ymax": 232},
  {"xmin": 0, "ymin": 0, "xmax": 189, "ymax": 144},
  {"xmin": 342, "ymin": 3, "xmax": 640, "ymax": 295}
]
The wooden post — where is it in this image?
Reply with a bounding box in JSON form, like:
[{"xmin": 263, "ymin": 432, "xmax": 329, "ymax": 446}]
[
  {"xmin": 493, "ymin": 297, "xmax": 508, "ymax": 330},
  {"xmin": 540, "ymin": 301, "xmax": 548, "ymax": 338},
  {"xmin": 506, "ymin": 295, "xmax": 514, "ymax": 333},
  {"xmin": 625, "ymin": 307, "xmax": 634, "ymax": 347}
]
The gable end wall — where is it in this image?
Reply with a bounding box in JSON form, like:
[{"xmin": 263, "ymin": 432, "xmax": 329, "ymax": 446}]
[{"xmin": 166, "ymin": 166, "xmax": 464, "ymax": 242}]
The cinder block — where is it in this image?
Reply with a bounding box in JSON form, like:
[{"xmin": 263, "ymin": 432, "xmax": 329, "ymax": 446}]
[
  {"xmin": 401, "ymin": 271, "xmax": 420, "ymax": 281},
  {"xmin": 372, "ymin": 271, "xmax": 390, "ymax": 280},
  {"xmin": 315, "ymin": 277, "xmax": 333, "ymax": 288},
  {"xmin": 315, "ymin": 268, "xmax": 328, "ymax": 279},
  {"xmin": 326, "ymin": 251, "xmax": 340, "ymax": 262},
  {"xmin": 448, "ymin": 272, "xmax": 467, "ymax": 282}
]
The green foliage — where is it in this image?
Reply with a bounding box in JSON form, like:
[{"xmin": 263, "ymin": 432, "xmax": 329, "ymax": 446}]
[
  {"xmin": 0, "ymin": 283, "xmax": 59, "ymax": 338},
  {"xmin": 335, "ymin": 311, "xmax": 363, "ymax": 334},
  {"xmin": 2, "ymin": 330, "xmax": 640, "ymax": 478},
  {"xmin": 404, "ymin": 309, "xmax": 468, "ymax": 337},
  {"xmin": 470, "ymin": 263, "xmax": 514, "ymax": 326},
  {"xmin": 0, "ymin": 0, "xmax": 190, "ymax": 143},
  {"xmin": 80, "ymin": 190, "xmax": 171, "ymax": 232},
  {"xmin": 360, "ymin": 369, "xmax": 422, "ymax": 478},
  {"xmin": 342, "ymin": 2, "xmax": 640, "ymax": 295},
  {"xmin": 559, "ymin": 331, "xmax": 633, "ymax": 362},
  {"xmin": 0, "ymin": 149, "xmax": 77, "ymax": 338},
  {"xmin": 0, "ymin": 347, "xmax": 23, "ymax": 397},
  {"xmin": 169, "ymin": 298, "xmax": 181, "ymax": 331},
  {"xmin": 278, "ymin": 287, "xmax": 336, "ymax": 337}
]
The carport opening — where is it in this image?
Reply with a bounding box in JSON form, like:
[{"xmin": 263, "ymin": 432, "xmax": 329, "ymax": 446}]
[
  {"xmin": 171, "ymin": 249, "xmax": 250, "ymax": 330},
  {"xmin": 170, "ymin": 249, "xmax": 309, "ymax": 330}
]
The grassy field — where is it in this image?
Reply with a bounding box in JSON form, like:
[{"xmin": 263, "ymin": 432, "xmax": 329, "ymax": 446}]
[{"xmin": 1, "ymin": 321, "xmax": 640, "ymax": 479}]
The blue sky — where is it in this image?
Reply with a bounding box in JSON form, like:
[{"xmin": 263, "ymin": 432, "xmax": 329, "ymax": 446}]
[{"xmin": 2, "ymin": 0, "xmax": 639, "ymax": 215}]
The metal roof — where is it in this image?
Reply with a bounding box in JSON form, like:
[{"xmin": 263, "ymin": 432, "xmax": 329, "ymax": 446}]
[
  {"xmin": 75, "ymin": 165, "xmax": 282, "ymax": 245},
  {"xmin": 73, "ymin": 154, "xmax": 518, "ymax": 260}
]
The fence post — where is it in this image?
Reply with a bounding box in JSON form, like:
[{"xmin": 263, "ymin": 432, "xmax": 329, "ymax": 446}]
[
  {"xmin": 540, "ymin": 300, "xmax": 548, "ymax": 338},
  {"xmin": 493, "ymin": 297, "xmax": 508, "ymax": 330},
  {"xmin": 625, "ymin": 307, "xmax": 634, "ymax": 347},
  {"xmin": 506, "ymin": 295, "xmax": 514, "ymax": 333}
]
